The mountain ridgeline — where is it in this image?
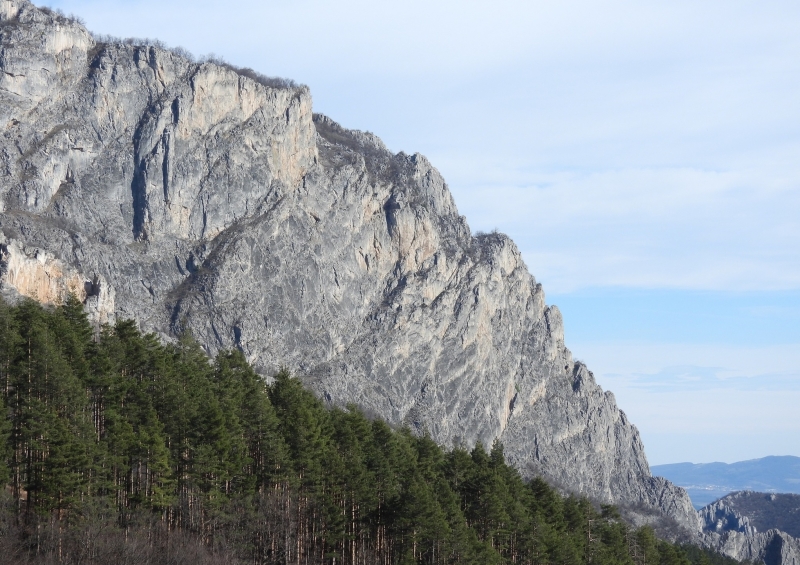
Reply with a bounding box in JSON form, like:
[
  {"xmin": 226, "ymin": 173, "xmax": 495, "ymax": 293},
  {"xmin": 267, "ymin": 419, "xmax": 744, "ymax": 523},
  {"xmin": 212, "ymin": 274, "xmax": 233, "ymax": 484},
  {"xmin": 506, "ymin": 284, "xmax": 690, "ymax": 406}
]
[
  {"xmin": 0, "ymin": 296, "xmax": 741, "ymax": 565},
  {"xmin": 0, "ymin": 0, "xmax": 698, "ymax": 538},
  {"xmin": 697, "ymin": 492, "xmax": 800, "ymax": 565},
  {"xmin": 653, "ymin": 458, "xmax": 800, "ymax": 510}
]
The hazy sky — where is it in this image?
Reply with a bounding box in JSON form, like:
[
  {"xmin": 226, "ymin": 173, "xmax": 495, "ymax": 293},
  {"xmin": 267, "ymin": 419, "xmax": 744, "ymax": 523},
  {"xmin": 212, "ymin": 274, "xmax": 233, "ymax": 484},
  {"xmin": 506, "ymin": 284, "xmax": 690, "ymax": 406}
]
[{"xmin": 43, "ymin": 0, "xmax": 800, "ymax": 465}]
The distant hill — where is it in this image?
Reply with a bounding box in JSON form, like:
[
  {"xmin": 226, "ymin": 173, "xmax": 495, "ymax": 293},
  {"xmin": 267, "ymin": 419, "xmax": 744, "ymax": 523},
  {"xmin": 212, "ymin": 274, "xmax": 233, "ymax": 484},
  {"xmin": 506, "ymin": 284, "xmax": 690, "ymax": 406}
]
[
  {"xmin": 652, "ymin": 456, "xmax": 800, "ymax": 509},
  {"xmin": 708, "ymin": 491, "xmax": 800, "ymax": 538},
  {"xmin": 700, "ymin": 491, "xmax": 800, "ymax": 565}
]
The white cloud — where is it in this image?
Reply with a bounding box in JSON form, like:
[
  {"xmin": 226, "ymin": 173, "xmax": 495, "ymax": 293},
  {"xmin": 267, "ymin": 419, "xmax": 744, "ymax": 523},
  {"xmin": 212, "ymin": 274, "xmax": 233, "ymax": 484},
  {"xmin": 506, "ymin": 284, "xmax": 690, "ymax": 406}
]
[
  {"xmin": 450, "ymin": 165, "xmax": 800, "ymax": 292},
  {"xmin": 571, "ymin": 341, "xmax": 800, "ymax": 463},
  {"xmin": 572, "ymin": 341, "xmax": 800, "ymax": 388}
]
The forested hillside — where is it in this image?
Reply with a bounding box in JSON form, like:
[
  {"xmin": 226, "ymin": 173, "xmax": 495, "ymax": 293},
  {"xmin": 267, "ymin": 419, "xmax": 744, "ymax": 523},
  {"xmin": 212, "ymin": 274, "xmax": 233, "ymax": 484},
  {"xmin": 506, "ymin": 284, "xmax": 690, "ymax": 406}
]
[{"xmin": 0, "ymin": 297, "xmax": 740, "ymax": 565}]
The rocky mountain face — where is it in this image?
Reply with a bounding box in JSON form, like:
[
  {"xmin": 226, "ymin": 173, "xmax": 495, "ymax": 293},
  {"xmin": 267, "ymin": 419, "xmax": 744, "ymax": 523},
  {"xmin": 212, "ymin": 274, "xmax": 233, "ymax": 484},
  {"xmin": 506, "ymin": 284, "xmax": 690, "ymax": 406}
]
[
  {"xmin": 702, "ymin": 492, "xmax": 800, "ymax": 539},
  {"xmin": 0, "ymin": 0, "xmax": 697, "ymax": 535},
  {"xmin": 701, "ymin": 492, "xmax": 800, "ymax": 565}
]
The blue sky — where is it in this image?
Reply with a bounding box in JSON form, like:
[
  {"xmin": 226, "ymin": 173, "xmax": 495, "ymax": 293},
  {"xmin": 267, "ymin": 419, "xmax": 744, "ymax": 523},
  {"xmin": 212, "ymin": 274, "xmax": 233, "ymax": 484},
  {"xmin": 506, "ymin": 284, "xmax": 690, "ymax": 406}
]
[{"xmin": 42, "ymin": 0, "xmax": 800, "ymax": 465}]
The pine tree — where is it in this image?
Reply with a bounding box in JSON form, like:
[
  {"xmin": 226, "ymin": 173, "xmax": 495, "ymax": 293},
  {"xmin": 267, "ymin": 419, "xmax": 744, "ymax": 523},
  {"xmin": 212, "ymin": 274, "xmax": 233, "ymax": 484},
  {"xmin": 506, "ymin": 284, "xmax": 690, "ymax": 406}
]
[
  {"xmin": 214, "ymin": 350, "xmax": 287, "ymax": 493},
  {"xmin": 0, "ymin": 394, "xmax": 11, "ymax": 487},
  {"xmin": 0, "ymin": 296, "xmax": 756, "ymax": 565}
]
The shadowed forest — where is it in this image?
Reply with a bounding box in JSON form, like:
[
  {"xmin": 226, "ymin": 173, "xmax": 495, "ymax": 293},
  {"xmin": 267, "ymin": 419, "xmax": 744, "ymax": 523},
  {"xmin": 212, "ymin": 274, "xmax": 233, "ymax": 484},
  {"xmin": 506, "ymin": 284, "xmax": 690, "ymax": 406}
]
[{"xmin": 0, "ymin": 297, "xmax": 745, "ymax": 565}]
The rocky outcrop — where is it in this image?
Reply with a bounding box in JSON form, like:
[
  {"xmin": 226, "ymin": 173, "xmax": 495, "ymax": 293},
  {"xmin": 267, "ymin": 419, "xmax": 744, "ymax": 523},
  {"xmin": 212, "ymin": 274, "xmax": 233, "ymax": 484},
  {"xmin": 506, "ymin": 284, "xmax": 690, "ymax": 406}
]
[
  {"xmin": 701, "ymin": 495, "xmax": 759, "ymax": 536},
  {"xmin": 0, "ymin": 0, "xmax": 697, "ymax": 534},
  {"xmin": 701, "ymin": 492, "xmax": 800, "ymax": 565},
  {"xmin": 0, "ymin": 236, "xmax": 115, "ymax": 324},
  {"xmin": 705, "ymin": 528, "xmax": 800, "ymax": 565}
]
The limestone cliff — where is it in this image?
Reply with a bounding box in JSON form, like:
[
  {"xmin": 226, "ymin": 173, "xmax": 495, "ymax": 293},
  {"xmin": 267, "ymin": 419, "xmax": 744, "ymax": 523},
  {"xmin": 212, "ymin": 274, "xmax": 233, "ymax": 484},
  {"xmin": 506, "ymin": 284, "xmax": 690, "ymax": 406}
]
[
  {"xmin": 701, "ymin": 492, "xmax": 800, "ymax": 565},
  {"xmin": 0, "ymin": 0, "xmax": 697, "ymax": 534},
  {"xmin": 707, "ymin": 528, "xmax": 800, "ymax": 565}
]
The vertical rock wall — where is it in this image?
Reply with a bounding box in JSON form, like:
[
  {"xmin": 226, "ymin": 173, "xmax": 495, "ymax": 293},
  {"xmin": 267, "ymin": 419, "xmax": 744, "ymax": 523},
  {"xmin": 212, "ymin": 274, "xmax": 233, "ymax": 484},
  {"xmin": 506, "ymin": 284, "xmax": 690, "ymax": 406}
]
[{"xmin": 0, "ymin": 0, "xmax": 699, "ymax": 536}]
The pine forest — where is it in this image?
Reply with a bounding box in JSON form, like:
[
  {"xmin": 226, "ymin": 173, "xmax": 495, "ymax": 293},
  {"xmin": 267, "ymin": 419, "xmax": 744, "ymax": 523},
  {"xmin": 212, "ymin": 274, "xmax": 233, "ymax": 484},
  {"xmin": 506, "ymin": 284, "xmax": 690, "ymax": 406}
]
[{"xmin": 0, "ymin": 296, "xmax": 744, "ymax": 565}]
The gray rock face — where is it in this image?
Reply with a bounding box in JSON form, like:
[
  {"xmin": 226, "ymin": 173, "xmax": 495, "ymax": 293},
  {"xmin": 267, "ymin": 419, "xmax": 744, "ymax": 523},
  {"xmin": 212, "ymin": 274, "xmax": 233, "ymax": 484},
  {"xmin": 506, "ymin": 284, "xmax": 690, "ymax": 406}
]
[
  {"xmin": 708, "ymin": 529, "xmax": 800, "ymax": 565},
  {"xmin": 701, "ymin": 496, "xmax": 759, "ymax": 537},
  {"xmin": 0, "ymin": 0, "xmax": 697, "ymax": 534},
  {"xmin": 701, "ymin": 492, "xmax": 800, "ymax": 565},
  {"xmin": 701, "ymin": 492, "xmax": 800, "ymax": 539}
]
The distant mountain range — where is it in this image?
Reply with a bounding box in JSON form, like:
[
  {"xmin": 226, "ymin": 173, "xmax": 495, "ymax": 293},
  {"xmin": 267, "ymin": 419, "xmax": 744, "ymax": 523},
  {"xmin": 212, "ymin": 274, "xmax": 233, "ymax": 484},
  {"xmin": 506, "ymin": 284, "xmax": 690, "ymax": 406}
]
[{"xmin": 652, "ymin": 456, "xmax": 800, "ymax": 509}]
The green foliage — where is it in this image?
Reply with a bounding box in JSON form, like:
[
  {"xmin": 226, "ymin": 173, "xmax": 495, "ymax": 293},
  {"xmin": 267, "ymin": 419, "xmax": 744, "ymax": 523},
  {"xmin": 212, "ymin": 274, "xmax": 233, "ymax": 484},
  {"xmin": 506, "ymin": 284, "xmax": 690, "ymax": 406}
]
[{"xmin": 0, "ymin": 297, "xmax": 747, "ymax": 565}]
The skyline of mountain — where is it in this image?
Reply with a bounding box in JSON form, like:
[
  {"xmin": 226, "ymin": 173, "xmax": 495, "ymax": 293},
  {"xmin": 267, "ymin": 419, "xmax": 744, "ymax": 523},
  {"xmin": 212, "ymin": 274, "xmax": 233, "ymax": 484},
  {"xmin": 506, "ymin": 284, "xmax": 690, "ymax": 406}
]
[{"xmin": 653, "ymin": 456, "xmax": 800, "ymax": 509}]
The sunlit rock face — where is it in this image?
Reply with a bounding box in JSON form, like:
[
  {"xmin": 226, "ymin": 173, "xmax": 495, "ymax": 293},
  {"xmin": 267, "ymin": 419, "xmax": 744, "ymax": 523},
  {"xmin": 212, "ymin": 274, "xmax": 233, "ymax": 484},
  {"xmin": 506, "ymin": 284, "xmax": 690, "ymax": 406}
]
[
  {"xmin": 0, "ymin": 0, "xmax": 698, "ymax": 534},
  {"xmin": 0, "ymin": 238, "xmax": 115, "ymax": 324}
]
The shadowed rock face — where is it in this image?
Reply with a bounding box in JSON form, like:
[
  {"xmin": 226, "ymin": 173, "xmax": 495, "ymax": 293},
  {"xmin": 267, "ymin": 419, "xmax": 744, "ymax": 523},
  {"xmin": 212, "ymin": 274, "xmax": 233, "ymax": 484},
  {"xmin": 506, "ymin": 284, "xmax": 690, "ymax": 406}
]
[
  {"xmin": 0, "ymin": 0, "xmax": 697, "ymax": 533},
  {"xmin": 702, "ymin": 492, "xmax": 800, "ymax": 565},
  {"xmin": 708, "ymin": 529, "xmax": 800, "ymax": 565},
  {"xmin": 702, "ymin": 492, "xmax": 800, "ymax": 539}
]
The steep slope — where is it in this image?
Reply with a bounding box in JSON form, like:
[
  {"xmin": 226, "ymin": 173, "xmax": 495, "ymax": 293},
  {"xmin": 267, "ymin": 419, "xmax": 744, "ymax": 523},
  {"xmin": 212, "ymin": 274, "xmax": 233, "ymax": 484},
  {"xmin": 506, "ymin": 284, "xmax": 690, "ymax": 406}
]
[
  {"xmin": 715, "ymin": 493, "xmax": 800, "ymax": 538},
  {"xmin": 0, "ymin": 0, "xmax": 697, "ymax": 533}
]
